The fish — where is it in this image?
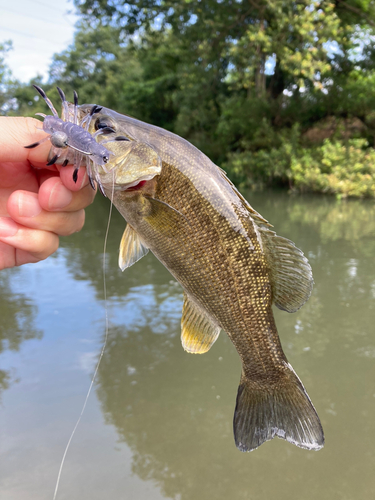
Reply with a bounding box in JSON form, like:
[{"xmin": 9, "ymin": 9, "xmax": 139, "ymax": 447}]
[{"xmin": 67, "ymin": 104, "xmax": 325, "ymax": 452}]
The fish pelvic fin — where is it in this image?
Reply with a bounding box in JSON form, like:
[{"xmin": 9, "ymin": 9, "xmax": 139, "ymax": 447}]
[{"xmin": 233, "ymin": 364, "xmax": 324, "ymax": 452}]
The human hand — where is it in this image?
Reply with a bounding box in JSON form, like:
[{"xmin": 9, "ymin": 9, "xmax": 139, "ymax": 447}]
[{"xmin": 0, "ymin": 116, "xmax": 96, "ymax": 270}]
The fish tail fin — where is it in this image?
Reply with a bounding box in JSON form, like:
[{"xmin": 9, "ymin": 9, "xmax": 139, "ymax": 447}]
[{"xmin": 233, "ymin": 364, "xmax": 324, "ymax": 452}]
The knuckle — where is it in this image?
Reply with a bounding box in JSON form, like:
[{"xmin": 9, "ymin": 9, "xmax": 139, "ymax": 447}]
[
  {"xmin": 75, "ymin": 210, "xmax": 86, "ymax": 233},
  {"xmin": 48, "ymin": 236, "xmax": 60, "ymax": 256},
  {"xmin": 87, "ymin": 187, "xmax": 97, "ymax": 205},
  {"xmin": 59, "ymin": 209, "xmax": 85, "ymax": 236},
  {"xmin": 32, "ymin": 232, "xmax": 59, "ymax": 260}
]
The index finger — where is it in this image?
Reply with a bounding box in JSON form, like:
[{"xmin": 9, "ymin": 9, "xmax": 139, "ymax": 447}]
[{"xmin": 0, "ymin": 116, "xmax": 51, "ymax": 168}]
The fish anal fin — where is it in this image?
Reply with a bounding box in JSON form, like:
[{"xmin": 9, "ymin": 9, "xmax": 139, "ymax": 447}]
[
  {"xmin": 181, "ymin": 293, "xmax": 220, "ymax": 354},
  {"xmin": 260, "ymin": 227, "xmax": 313, "ymax": 313},
  {"xmin": 233, "ymin": 364, "xmax": 324, "ymax": 452},
  {"xmin": 119, "ymin": 224, "xmax": 149, "ymax": 271}
]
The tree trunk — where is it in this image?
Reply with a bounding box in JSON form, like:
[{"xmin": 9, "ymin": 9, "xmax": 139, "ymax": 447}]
[{"xmin": 254, "ymin": 18, "xmax": 266, "ymax": 97}]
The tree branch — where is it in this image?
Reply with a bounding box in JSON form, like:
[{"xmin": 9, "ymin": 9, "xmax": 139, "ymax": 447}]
[{"xmin": 336, "ymin": 0, "xmax": 375, "ymax": 27}]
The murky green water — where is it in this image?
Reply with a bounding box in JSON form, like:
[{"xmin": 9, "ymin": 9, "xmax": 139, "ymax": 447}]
[{"xmin": 1, "ymin": 190, "xmax": 374, "ymax": 500}]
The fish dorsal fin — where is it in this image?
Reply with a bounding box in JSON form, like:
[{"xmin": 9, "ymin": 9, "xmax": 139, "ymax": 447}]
[
  {"xmin": 181, "ymin": 293, "xmax": 221, "ymax": 354},
  {"xmin": 259, "ymin": 227, "xmax": 313, "ymax": 313},
  {"xmin": 118, "ymin": 224, "xmax": 149, "ymax": 271},
  {"xmin": 219, "ymin": 170, "xmax": 272, "ymax": 227}
]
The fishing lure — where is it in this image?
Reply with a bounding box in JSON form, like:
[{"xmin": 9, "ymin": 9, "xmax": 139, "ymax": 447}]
[{"xmin": 24, "ymin": 85, "xmax": 127, "ymax": 193}]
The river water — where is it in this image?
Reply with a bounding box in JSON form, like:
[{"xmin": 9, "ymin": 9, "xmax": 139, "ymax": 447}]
[{"xmin": 1, "ymin": 190, "xmax": 374, "ymax": 500}]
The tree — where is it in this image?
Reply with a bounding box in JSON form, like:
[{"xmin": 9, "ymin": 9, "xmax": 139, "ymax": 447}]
[
  {"xmin": 5, "ymin": 0, "xmax": 375, "ymax": 196},
  {"xmin": 0, "ymin": 41, "xmax": 16, "ymax": 114},
  {"xmin": 74, "ymin": 1, "xmax": 342, "ymax": 95}
]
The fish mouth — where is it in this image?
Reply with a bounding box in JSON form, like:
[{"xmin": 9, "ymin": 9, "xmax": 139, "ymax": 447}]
[
  {"xmin": 122, "ymin": 179, "xmax": 149, "ymax": 191},
  {"xmin": 100, "ymin": 173, "xmax": 158, "ymax": 192}
]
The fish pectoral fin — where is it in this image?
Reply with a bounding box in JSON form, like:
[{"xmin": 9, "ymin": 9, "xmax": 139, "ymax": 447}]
[
  {"xmin": 118, "ymin": 224, "xmax": 149, "ymax": 271},
  {"xmin": 181, "ymin": 293, "xmax": 221, "ymax": 354},
  {"xmin": 233, "ymin": 364, "xmax": 324, "ymax": 452},
  {"xmin": 259, "ymin": 227, "xmax": 313, "ymax": 313},
  {"xmin": 143, "ymin": 196, "xmax": 189, "ymax": 237}
]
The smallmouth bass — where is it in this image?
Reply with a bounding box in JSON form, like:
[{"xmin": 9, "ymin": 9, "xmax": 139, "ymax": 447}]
[{"xmin": 78, "ymin": 105, "xmax": 325, "ymax": 452}]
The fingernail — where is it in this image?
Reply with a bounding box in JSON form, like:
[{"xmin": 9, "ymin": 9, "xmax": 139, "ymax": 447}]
[
  {"xmin": 80, "ymin": 169, "xmax": 88, "ymax": 189},
  {"xmin": 18, "ymin": 193, "xmax": 42, "ymax": 217},
  {"xmin": 0, "ymin": 217, "xmax": 18, "ymax": 237},
  {"xmin": 48, "ymin": 182, "xmax": 73, "ymax": 210}
]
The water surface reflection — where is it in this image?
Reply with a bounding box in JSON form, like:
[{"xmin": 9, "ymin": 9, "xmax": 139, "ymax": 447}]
[
  {"xmin": 1, "ymin": 191, "xmax": 374, "ymax": 500},
  {"xmin": 0, "ymin": 272, "xmax": 42, "ymax": 396}
]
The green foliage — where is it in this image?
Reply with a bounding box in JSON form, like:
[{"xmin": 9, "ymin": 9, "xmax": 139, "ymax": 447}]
[
  {"xmin": 226, "ymin": 133, "xmax": 375, "ymax": 199},
  {"xmin": 224, "ymin": 124, "xmax": 299, "ymax": 189},
  {"xmin": 3, "ymin": 1, "xmax": 375, "ymax": 197},
  {"xmin": 291, "ymin": 138, "xmax": 375, "ymax": 198},
  {"xmin": 75, "ymin": 0, "xmax": 341, "ymax": 94},
  {"xmin": 50, "ymin": 26, "xmax": 182, "ymax": 132},
  {"xmin": 0, "ymin": 40, "xmax": 18, "ymax": 114}
]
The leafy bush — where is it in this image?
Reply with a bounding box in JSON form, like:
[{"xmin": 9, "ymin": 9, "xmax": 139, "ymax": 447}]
[
  {"xmin": 225, "ymin": 136, "xmax": 375, "ymax": 198},
  {"xmin": 223, "ymin": 124, "xmax": 299, "ymax": 189},
  {"xmin": 291, "ymin": 139, "xmax": 375, "ymax": 198}
]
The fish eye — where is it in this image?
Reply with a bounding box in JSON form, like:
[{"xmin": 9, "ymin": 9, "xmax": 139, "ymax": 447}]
[{"xmin": 95, "ymin": 117, "xmax": 116, "ymax": 132}]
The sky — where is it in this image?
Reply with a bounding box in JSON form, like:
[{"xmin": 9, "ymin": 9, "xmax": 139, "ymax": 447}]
[{"xmin": 0, "ymin": 0, "xmax": 79, "ymax": 83}]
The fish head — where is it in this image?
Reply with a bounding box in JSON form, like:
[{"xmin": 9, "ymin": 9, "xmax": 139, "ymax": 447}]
[
  {"xmin": 78, "ymin": 105, "xmax": 162, "ymax": 192},
  {"xmin": 99, "ymin": 140, "xmax": 162, "ymax": 191}
]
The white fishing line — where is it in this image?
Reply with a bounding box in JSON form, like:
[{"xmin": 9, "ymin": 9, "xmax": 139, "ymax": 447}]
[{"xmin": 53, "ymin": 171, "xmax": 115, "ymax": 500}]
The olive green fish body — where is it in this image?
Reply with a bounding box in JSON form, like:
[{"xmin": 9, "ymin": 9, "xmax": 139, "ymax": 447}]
[
  {"xmin": 115, "ymin": 166, "xmax": 281, "ymax": 374},
  {"xmin": 79, "ymin": 105, "xmax": 324, "ymax": 452}
]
